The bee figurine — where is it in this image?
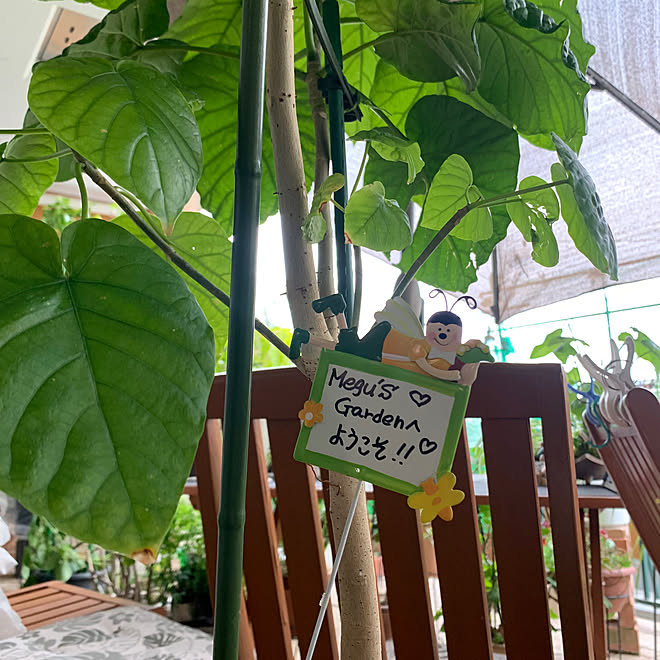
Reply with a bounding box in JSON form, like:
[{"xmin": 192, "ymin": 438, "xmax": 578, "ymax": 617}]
[{"xmin": 375, "ymin": 290, "xmax": 493, "ymax": 386}]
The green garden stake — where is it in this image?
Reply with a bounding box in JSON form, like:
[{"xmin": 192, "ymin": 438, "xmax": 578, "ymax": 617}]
[{"xmin": 213, "ymin": 0, "xmax": 268, "ymax": 657}]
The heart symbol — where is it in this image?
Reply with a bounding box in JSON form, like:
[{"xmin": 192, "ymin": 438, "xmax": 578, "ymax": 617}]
[
  {"xmin": 409, "ymin": 390, "xmax": 431, "ymax": 408},
  {"xmin": 419, "ymin": 438, "xmax": 438, "ymax": 455}
]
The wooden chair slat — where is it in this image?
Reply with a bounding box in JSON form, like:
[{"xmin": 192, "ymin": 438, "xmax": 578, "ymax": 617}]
[
  {"xmin": 482, "ymin": 417, "xmax": 553, "ymax": 660},
  {"xmin": 244, "ymin": 420, "xmax": 294, "ymax": 660},
  {"xmin": 268, "ymin": 418, "xmax": 339, "ymax": 660},
  {"xmin": 433, "ymin": 429, "xmax": 493, "ymax": 659},
  {"xmin": 21, "ymin": 601, "xmax": 116, "ymax": 629},
  {"xmin": 541, "ymin": 372, "xmax": 594, "ymax": 659},
  {"xmin": 374, "ymin": 486, "xmax": 438, "ymax": 660},
  {"xmin": 589, "ymin": 508, "xmax": 607, "ymax": 659}
]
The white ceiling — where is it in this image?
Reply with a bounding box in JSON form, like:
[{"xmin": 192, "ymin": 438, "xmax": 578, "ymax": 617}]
[{"xmin": 1, "ymin": 0, "xmax": 105, "ymax": 130}]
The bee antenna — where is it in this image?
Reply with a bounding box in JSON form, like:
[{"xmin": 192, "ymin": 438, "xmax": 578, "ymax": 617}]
[
  {"xmin": 429, "ymin": 288, "xmax": 449, "ymax": 310},
  {"xmin": 450, "ymin": 295, "xmax": 477, "ymax": 312}
]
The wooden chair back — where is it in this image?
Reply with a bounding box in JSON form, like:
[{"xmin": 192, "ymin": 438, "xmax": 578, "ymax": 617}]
[
  {"xmin": 587, "ymin": 387, "xmax": 660, "ymax": 570},
  {"xmin": 194, "ymin": 362, "xmax": 595, "ymax": 659}
]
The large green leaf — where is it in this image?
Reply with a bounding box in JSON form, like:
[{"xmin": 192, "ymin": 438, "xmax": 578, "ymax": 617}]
[
  {"xmin": 476, "ymin": 0, "xmax": 591, "ymax": 144},
  {"xmin": 0, "ymin": 134, "xmax": 58, "ymax": 215},
  {"xmin": 551, "ymin": 134, "xmax": 617, "ymax": 279},
  {"xmin": 29, "ymin": 57, "xmax": 202, "ymax": 227},
  {"xmin": 0, "ymin": 215, "xmax": 215, "ymax": 557},
  {"xmin": 398, "ymin": 225, "xmax": 477, "ymax": 292},
  {"xmin": 406, "ymin": 95, "xmax": 519, "ymax": 269},
  {"xmin": 165, "ymin": 0, "xmax": 242, "ymax": 48},
  {"xmin": 179, "ymin": 53, "xmax": 315, "ymax": 233},
  {"xmin": 115, "ymin": 212, "xmax": 231, "ymax": 358},
  {"xmin": 344, "ymin": 182, "xmax": 412, "ymax": 251},
  {"xmin": 355, "ymin": 0, "xmax": 481, "ymax": 90},
  {"xmin": 64, "ymin": 0, "xmax": 170, "ymax": 59}
]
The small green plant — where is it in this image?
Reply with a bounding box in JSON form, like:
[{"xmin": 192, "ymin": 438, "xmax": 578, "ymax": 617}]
[
  {"xmin": 40, "ymin": 197, "xmax": 81, "ymax": 233},
  {"xmin": 21, "ymin": 516, "xmax": 87, "ymax": 585},
  {"xmin": 599, "ymin": 529, "xmax": 632, "ymax": 571}
]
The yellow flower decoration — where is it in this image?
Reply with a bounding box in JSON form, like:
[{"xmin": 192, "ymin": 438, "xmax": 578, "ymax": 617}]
[
  {"xmin": 407, "ymin": 472, "xmax": 465, "ymax": 523},
  {"xmin": 298, "ymin": 399, "xmax": 324, "ymax": 428}
]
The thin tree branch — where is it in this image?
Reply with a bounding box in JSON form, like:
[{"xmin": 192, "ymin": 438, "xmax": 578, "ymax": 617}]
[{"xmin": 75, "ymin": 154, "xmax": 295, "ymax": 364}]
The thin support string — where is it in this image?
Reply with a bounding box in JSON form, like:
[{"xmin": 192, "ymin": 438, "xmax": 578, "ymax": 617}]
[{"xmin": 305, "ymin": 480, "xmax": 365, "ymax": 660}]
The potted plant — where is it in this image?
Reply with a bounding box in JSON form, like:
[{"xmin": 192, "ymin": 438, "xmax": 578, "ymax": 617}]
[{"xmin": 600, "ymin": 530, "xmax": 635, "ymax": 619}]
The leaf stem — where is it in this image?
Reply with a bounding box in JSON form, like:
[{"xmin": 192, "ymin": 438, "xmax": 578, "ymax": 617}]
[
  {"xmin": 353, "ymin": 245, "xmax": 363, "ymax": 326},
  {"xmin": 393, "ymin": 205, "xmax": 470, "ymax": 298},
  {"xmin": 142, "ymin": 42, "xmax": 240, "ymax": 59},
  {"xmin": 330, "ymin": 198, "xmax": 345, "ymax": 213},
  {"xmin": 342, "ymin": 37, "xmax": 381, "ymax": 61},
  {"xmin": 0, "ymin": 128, "xmax": 50, "ymax": 135},
  {"xmin": 2, "ymin": 148, "xmax": 71, "ymax": 163},
  {"xmin": 351, "ymin": 146, "xmax": 368, "ymax": 197},
  {"xmin": 75, "ymin": 154, "xmax": 293, "ymax": 362},
  {"xmin": 471, "ymin": 178, "xmax": 570, "ymax": 210},
  {"xmin": 74, "ymin": 161, "xmax": 89, "ymax": 219}
]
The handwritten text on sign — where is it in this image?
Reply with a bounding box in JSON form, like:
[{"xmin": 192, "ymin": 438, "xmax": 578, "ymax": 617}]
[{"xmin": 305, "ymin": 364, "xmax": 455, "ymax": 486}]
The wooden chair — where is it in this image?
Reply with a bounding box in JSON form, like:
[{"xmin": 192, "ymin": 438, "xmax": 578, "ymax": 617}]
[
  {"xmin": 195, "ymin": 362, "xmax": 597, "ymax": 659},
  {"xmin": 587, "ymin": 387, "xmax": 660, "ymax": 570}
]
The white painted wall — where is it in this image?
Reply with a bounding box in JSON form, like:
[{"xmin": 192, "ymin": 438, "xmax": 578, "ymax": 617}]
[{"xmin": 1, "ymin": 0, "xmax": 106, "ymax": 129}]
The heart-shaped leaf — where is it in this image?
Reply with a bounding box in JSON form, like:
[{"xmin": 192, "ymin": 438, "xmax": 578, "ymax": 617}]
[
  {"xmin": 0, "ymin": 134, "xmax": 58, "ymax": 215},
  {"xmin": 421, "ymin": 154, "xmax": 472, "ymax": 230},
  {"xmin": 302, "ymin": 174, "xmax": 345, "ymax": 244},
  {"xmin": 551, "ymin": 133, "xmax": 617, "ymax": 279},
  {"xmin": 344, "ymin": 181, "xmax": 412, "ymax": 251},
  {"xmin": 0, "ymin": 215, "xmax": 215, "ymax": 558},
  {"xmin": 406, "ymin": 95, "xmax": 519, "ymax": 267},
  {"xmin": 530, "ymin": 215, "xmax": 559, "ymax": 267},
  {"xmin": 355, "ymin": 0, "xmax": 481, "ymax": 90},
  {"xmin": 351, "ymin": 128, "xmax": 424, "ymax": 184},
  {"xmin": 619, "ymin": 328, "xmax": 660, "ymax": 375},
  {"xmin": 115, "ymin": 211, "xmax": 232, "ymax": 359},
  {"xmin": 29, "ymin": 57, "xmax": 203, "ymax": 227},
  {"xmin": 64, "ymin": 0, "xmax": 170, "ymax": 59},
  {"xmin": 477, "ymin": 0, "xmax": 591, "ymax": 143}
]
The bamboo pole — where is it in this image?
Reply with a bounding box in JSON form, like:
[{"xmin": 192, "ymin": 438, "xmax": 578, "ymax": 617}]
[{"xmin": 212, "ymin": 0, "xmax": 268, "ymax": 657}]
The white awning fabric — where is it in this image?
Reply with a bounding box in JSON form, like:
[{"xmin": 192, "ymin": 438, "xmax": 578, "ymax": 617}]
[{"xmin": 467, "ymin": 1, "xmax": 660, "ymax": 322}]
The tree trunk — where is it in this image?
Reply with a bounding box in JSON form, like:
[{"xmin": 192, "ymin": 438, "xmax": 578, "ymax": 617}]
[{"xmin": 266, "ymin": 2, "xmax": 381, "ymax": 657}]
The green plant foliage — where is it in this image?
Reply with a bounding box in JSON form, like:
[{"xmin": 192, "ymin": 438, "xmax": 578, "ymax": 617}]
[
  {"xmin": 421, "ymin": 155, "xmax": 492, "ymax": 242},
  {"xmin": 506, "ymin": 175, "xmax": 560, "ymax": 267},
  {"xmin": 0, "ymin": 215, "xmax": 215, "ymax": 557},
  {"xmin": 530, "ymin": 328, "xmax": 588, "ymax": 363},
  {"xmin": 477, "ymin": 0, "xmax": 591, "ymax": 145},
  {"xmin": 29, "ymin": 57, "xmax": 203, "ymax": 227},
  {"xmin": 38, "ymin": 0, "xmax": 124, "ymax": 8},
  {"xmin": 351, "ymin": 127, "xmax": 424, "ymax": 184},
  {"xmin": 363, "ymin": 61, "xmax": 439, "ymax": 132},
  {"xmin": 179, "ymin": 54, "xmax": 315, "ymax": 234},
  {"xmin": 355, "ymin": 0, "xmax": 481, "ymax": 90},
  {"xmin": 503, "ymin": 0, "xmax": 563, "ymax": 34},
  {"xmin": 115, "ymin": 212, "xmax": 232, "ymax": 358},
  {"xmin": 398, "ymin": 226, "xmax": 477, "ymax": 292},
  {"xmin": 303, "ymin": 174, "xmax": 345, "ymax": 243},
  {"xmin": 344, "ymin": 181, "xmax": 412, "ymax": 251},
  {"xmin": 401, "ymin": 95, "xmax": 519, "ymax": 290},
  {"xmin": 363, "ymin": 146, "xmax": 425, "ymax": 211},
  {"xmin": 0, "ymin": 133, "xmax": 58, "ymax": 215},
  {"xmin": 551, "ymin": 134, "xmax": 618, "ymax": 279},
  {"xmin": 619, "ymin": 328, "xmax": 660, "ymax": 375},
  {"xmin": 63, "ymin": 0, "xmax": 170, "ymax": 60},
  {"xmin": 165, "ymin": 0, "xmax": 242, "ymax": 49}
]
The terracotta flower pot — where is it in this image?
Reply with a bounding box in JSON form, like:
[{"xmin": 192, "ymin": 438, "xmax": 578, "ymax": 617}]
[{"xmin": 602, "ymin": 565, "xmax": 636, "ymax": 618}]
